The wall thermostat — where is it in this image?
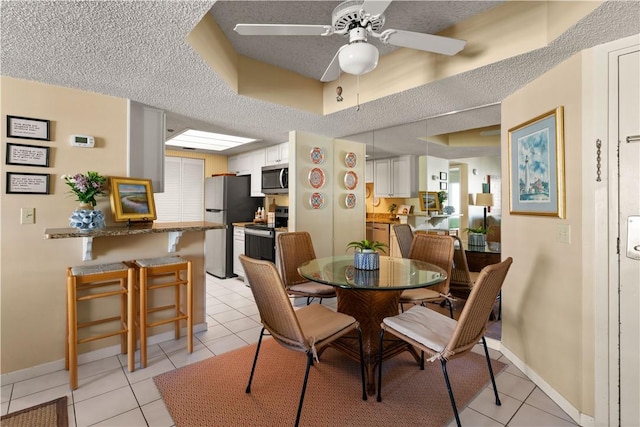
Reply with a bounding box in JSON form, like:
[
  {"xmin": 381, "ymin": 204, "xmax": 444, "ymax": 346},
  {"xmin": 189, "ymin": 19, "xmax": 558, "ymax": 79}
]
[{"xmin": 70, "ymin": 134, "xmax": 95, "ymax": 148}]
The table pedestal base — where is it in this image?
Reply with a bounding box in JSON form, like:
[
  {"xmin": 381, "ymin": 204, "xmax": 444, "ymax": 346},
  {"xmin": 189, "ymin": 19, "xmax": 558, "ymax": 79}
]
[{"xmin": 328, "ymin": 288, "xmax": 420, "ymax": 395}]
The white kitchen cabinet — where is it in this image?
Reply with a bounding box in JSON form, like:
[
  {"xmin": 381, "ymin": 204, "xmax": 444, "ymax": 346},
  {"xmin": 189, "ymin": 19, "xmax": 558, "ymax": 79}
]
[
  {"xmin": 228, "ymin": 152, "xmax": 251, "ymax": 176},
  {"xmin": 373, "ymin": 155, "xmax": 417, "ymax": 198},
  {"xmin": 250, "ymin": 149, "xmax": 265, "ymax": 197},
  {"xmin": 233, "ymin": 226, "xmax": 245, "ymax": 278},
  {"xmin": 265, "ymin": 142, "xmax": 288, "ymax": 165},
  {"xmin": 365, "ymin": 160, "xmax": 374, "ymax": 183},
  {"xmin": 389, "ymin": 225, "xmax": 402, "ymax": 258}
]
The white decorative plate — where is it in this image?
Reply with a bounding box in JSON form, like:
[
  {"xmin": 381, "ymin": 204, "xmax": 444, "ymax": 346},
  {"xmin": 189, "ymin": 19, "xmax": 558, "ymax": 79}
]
[
  {"xmin": 345, "ymin": 193, "xmax": 357, "ymax": 209},
  {"xmin": 308, "ymin": 167, "xmax": 325, "ymax": 189},
  {"xmin": 309, "ymin": 192, "xmax": 325, "ymax": 209},
  {"xmin": 344, "ymin": 171, "xmax": 358, "ymax": 190},
  {"xmin": 345, "ymin": 152, "xmax": 357, "ymax": 168},
  {"xmin": 309, "ymin": 147, "xmax": 324, "ymax": 164},
  {"xmin": 373, "ymin": 197, "xmax": 381, "ymax": 207}
]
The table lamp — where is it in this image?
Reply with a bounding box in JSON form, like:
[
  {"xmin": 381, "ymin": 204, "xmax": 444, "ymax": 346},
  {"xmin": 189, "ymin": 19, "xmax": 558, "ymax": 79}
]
[{"xmin": 475, "ymin": 193, "xmax": 494, "ymax": 232}]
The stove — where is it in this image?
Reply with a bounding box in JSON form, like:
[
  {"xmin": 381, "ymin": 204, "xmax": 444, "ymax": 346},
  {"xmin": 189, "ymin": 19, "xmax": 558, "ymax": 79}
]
[{"xmin": 244, "ymin": 206, "xmax": 288, "ymax": 263}]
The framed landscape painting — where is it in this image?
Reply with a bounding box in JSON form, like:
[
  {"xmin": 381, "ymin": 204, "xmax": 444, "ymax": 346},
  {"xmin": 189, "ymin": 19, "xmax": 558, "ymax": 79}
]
[
  {"xmin": 109, "ymin": 176, "xmax": 157, "ymax": 223},
  {"xmin": 508, "ymin": 106, "xmax": 565, "ymax": 218}
]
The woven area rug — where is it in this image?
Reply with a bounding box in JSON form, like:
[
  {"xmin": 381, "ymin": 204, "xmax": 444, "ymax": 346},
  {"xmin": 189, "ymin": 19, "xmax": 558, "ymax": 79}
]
[
  {"xmin": 0, "ymin": 396, "xmax": 67, "ymax": 427},
  {"xmin": 155, "ymin": 339, "xmax": 505, "ymax": 426}
]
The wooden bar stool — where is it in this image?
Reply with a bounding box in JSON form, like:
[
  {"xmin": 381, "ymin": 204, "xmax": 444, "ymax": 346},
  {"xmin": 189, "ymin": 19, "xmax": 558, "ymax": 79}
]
[
  {"xmin": 66, "ymin": 262, "xmax": 135, "ymax": 390},
  {"xmin": 133, "ymin": 256, "xmax": 193, "ymax": 368}
]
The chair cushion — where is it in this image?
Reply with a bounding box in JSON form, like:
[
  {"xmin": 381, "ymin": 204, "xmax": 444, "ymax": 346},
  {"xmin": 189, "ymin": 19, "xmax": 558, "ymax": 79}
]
[
  {"xmin": 400, "ymin": 287, "xmax": 440, "ymax": 302},
  {"xmin": 288, "ymin": 281, "xmax": 336, "ymax": 296},
  {"xmin": 297, "ymin": 304, "xmax": 355, "ymax": 343},
  {"xmin": 383, "ymin": 305, "xmax": 456, "ymax": 353}
]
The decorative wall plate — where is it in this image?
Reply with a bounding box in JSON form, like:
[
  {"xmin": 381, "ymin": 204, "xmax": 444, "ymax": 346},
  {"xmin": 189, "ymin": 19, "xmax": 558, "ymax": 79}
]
[
  {"xmin": 365, "ymin": 186, "xmax": 371, "ymax": 198},
  {"xmin": 344, "ymin": 171, "xmax": 358, "ymax": 190},
  {"xmin": 345, "ymin": 152, "xmax": 357, "ymax": 168},
  {"xmin": 345, "ymin": 193, "xmax": 357, "ymax": 209},
  {"xmin": 309, "ymin": 146, "xmax": 324, "ymax": 164},
  {"xmin": 308, "ymin": 167, "xmax": 325, "ymax": 189},
  {"xmin": 373, "ymin": 197, "xmax": 381, "ymax": 207},
  {"xmin": 309, "ymin": 192, "xmax": 325, "ymax": 209}
]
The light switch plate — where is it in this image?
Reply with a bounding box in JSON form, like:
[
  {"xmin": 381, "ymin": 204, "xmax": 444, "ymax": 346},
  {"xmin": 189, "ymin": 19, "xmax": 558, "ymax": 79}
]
[
  {"xmin": 21, "ymin": 207, "xmax": 35, "ymax": 224},
  {"xmin": 557, "ymin": 223, "xmax": 571, "ymax": 244}
]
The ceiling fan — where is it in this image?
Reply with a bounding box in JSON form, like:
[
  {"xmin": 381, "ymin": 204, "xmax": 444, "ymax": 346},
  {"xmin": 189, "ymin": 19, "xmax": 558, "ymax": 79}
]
[{"xmin": 234, "ymin": 0, "xmax": 466, "ymax": 82}]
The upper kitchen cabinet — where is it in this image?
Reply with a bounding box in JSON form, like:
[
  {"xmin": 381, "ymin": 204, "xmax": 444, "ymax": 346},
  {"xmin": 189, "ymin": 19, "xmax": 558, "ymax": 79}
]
[
  {"xmin": 373, "ymin": 155, "xmax": 417, "ymax": 198},
  {"xmin": 250, "ymin": 149, "xmax": 265, "ymax": 197},
  {"xmin": 128, "ymin": 101, "xmax": 165, "ymax": 192},
  {"xmin": 265, "ymin": 142, "xmax": 289, "ymax": 165},
  {"xmin": 228, "ymin": 152, "xmax": 251, "ymax": 176}
]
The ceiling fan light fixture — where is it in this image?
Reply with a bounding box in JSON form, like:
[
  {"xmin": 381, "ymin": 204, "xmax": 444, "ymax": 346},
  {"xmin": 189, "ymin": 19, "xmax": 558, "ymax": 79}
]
[{"xmin": 338, "ymin": 42, "xmax": 379, "ymax": 76}]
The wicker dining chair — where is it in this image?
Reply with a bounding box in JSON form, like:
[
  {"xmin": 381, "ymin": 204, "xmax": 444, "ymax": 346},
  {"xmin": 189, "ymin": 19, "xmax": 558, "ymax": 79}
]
[
  {"xmin": 398, "ymin": 233, "xmax": 455, "ymax": 318},
  {"xmin": 377, "ymin": 257, "xmax": 513, "ymax": 427},
  {"xmin": 277, "ymin": 231, "xmax": 336, "ymax": 304},
  {"xmin": 449, "ymin": 235, "xmax": 480, "ymax": 300},
  {"xmin": 393, "ymin": 224, "xmax": 414, "ymax": 259},
  {"xmin": 239, "ymin": 255, "xmax": 366, "ymax": 427}
]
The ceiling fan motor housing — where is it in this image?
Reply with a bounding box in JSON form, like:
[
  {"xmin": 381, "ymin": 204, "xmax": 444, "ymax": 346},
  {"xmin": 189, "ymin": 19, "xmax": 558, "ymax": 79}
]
[{"xmin": 332, "ymin": 0, "xmax": 385, "ymax": 32}]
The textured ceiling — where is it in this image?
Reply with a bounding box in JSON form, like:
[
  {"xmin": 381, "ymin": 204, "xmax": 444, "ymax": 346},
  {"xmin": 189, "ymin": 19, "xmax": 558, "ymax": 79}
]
[{"xmin": 1, "ymin": 1, "xmax": 639, "ymax": 160}]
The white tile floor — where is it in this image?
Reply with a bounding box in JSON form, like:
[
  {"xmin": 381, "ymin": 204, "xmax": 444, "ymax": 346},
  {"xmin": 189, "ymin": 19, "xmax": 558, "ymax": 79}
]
[{"xmin": 1, "ymin": 274, "xmax": 578, "ymax": 426}]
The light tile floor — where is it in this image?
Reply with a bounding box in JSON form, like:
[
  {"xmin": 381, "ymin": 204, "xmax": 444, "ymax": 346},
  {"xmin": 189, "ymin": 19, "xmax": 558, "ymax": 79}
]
[{"xmin": 1, "ymin": 274, "xmax": 578, "ymax": 426}]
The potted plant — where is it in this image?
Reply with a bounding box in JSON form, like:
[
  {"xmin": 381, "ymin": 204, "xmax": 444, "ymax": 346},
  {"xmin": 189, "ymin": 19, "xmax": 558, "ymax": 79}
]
[
  {"xmin": 437, "ymin": 191, "xmax": 448, "ymax": 213},
  {"xmin": 347, "ymin": 239, "xmax": 388, "ymax": 270},
  {"xmin": 387, "ymin": 203, "xmax": 397, "ymax": 219},
  {"xmin": 466, "ymin": 226, "xmax": 487, "ymax": 247}
]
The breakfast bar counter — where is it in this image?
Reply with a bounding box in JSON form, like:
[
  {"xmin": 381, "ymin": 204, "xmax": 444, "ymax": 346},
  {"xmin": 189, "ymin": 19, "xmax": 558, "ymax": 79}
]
[{"xmin": 45, "ymin": 221, "xmax": 225, "ymax": 260}]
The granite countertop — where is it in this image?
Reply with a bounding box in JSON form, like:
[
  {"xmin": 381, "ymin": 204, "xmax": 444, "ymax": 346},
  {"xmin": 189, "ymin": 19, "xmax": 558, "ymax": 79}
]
[
  {"xmin": 366, "ymin": 218, "xmax": 400, "ymax": 225},
  {"xmin": 44, "ymin": 221, "xmax": 225, "ymax": 239},
  {"xmin": 233, "ymin": 222, "xmax": 288, "ymax": 232}
]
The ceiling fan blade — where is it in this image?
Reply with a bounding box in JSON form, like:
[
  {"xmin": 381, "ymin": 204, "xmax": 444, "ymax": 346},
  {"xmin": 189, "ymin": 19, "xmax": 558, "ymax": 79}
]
[
  {"xmin": 361, "ymin": 0, "xmax": 393, "ymax": 17},
  {"xmin": 234, "ymin": 24, "xmax": 332, "ymax": 36},
  {"xmin": 384, "ymin": 29, "xmax": 466, "ymax": 56},
  {"xmin": 320, "ymin": 46, "xmax": 347, "ymax": 82}
]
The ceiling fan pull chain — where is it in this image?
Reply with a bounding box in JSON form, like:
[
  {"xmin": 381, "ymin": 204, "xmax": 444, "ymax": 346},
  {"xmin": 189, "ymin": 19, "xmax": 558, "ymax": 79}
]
[{"xmin": 356, "ymin": 76, "xmax": 361, "ymax": 111}]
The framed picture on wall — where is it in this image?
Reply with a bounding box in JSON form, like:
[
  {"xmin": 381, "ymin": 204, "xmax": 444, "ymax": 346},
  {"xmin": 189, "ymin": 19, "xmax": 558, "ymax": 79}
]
[
  {"xmin": 108, "ymin": 176, "xmax": 157, "ymax": 222},
  {"xmin": 6, "ymin": 172, "xmax": 50, "ymax": 194},
  {"xmin": 440, "ymin": 182, "xmax": 447, "ymax": 190},
  {"xmin": 6, "ymin": 143, "xmax": 50, "ymax": 167},
  {"xmin": 508, "ymin": 106, "xmax": 565, "ymax": 218},
  {"xmin": 419, "ymin": 191, "xmax": 440, "ymax": 212},
  {"xmin": 6, "ymin": 116, "xmax": 50, "ymax": 141}
]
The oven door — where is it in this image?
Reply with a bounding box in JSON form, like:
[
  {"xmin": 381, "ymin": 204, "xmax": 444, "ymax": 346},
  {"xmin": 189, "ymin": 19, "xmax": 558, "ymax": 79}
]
[{"xmin": 244, "ymin": 227, "xmax": 276, "ymax": 263}]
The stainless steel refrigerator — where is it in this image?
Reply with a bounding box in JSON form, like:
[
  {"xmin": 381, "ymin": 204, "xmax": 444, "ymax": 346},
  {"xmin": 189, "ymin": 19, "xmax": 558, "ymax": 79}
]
[{"xmin": 205, "ymin": 175, "xmax": 262, "ymax": 278}]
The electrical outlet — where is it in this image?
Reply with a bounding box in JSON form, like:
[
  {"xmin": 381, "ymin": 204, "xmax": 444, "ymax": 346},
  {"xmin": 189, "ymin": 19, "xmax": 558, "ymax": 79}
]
[
  {"xmin": 557, "ymin": 223, "xmax": 571, "ymax": 244},
  {"xmin": 21, "ymin": 207, "xmax": 35, "ymax": 224}
]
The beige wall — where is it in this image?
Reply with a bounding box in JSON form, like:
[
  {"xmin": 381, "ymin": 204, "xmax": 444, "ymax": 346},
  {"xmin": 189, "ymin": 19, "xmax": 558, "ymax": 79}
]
[
  {"xmin": 501, "ymin": 53, "xmax": 591, "ymax": 414},
  {"xmin": 1, "ymin": 77, "xmax": 207, "ymax": 374}
]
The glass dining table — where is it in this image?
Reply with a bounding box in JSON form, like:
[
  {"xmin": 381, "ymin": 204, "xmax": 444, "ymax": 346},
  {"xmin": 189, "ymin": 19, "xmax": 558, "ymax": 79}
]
[{"xmin": 298, "ymin": 255, "xmax": 447, "ymax": 395}]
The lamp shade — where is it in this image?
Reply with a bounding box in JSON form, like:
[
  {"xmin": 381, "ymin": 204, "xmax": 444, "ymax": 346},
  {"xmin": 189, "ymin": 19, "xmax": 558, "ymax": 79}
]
[
  {"xmin": 338, "ymin": 42, "xmax": 379, "ymax": 76},
  {"xmin": 475, "ymin": 193, "xmax": 494, "ymax": 207}
]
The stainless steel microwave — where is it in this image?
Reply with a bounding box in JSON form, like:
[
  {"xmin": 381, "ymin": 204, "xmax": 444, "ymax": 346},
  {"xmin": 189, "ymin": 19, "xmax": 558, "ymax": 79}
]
[{"xmin": 261, "ymin": 164, "xmax": 288, "ymax": 194}]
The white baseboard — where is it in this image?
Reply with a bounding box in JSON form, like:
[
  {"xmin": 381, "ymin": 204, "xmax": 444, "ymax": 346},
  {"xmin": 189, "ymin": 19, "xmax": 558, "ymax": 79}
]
[
  {"xmin": 0, "ymin": 322, "xmax": 208, "ymax": 385},
  {"xmin": 499, "ymin": 343, "xmax": 593, "ymax": 426}
]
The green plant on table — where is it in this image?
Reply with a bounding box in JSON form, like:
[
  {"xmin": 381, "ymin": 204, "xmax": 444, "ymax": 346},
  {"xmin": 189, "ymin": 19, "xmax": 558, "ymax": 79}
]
[
  {"xmin": 347, "ymin": 239, "xmax": 388, "ymax": 254},
  {"xmin": 466, "ymin": 226, "xmax": 487, "ymax": 234},
  {"xmin": 387, "ymin": 203, "xmax": 397, "ymax": 214},
  {"xmin": 437, "ymin": 191, "xmax": 448, "ymax": 206}
]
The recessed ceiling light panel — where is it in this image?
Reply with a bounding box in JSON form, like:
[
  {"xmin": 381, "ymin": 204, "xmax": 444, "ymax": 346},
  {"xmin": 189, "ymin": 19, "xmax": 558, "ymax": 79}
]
[{"xmin": 166, "ymin": 129, "xmax": 258, "ymax": 151}]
